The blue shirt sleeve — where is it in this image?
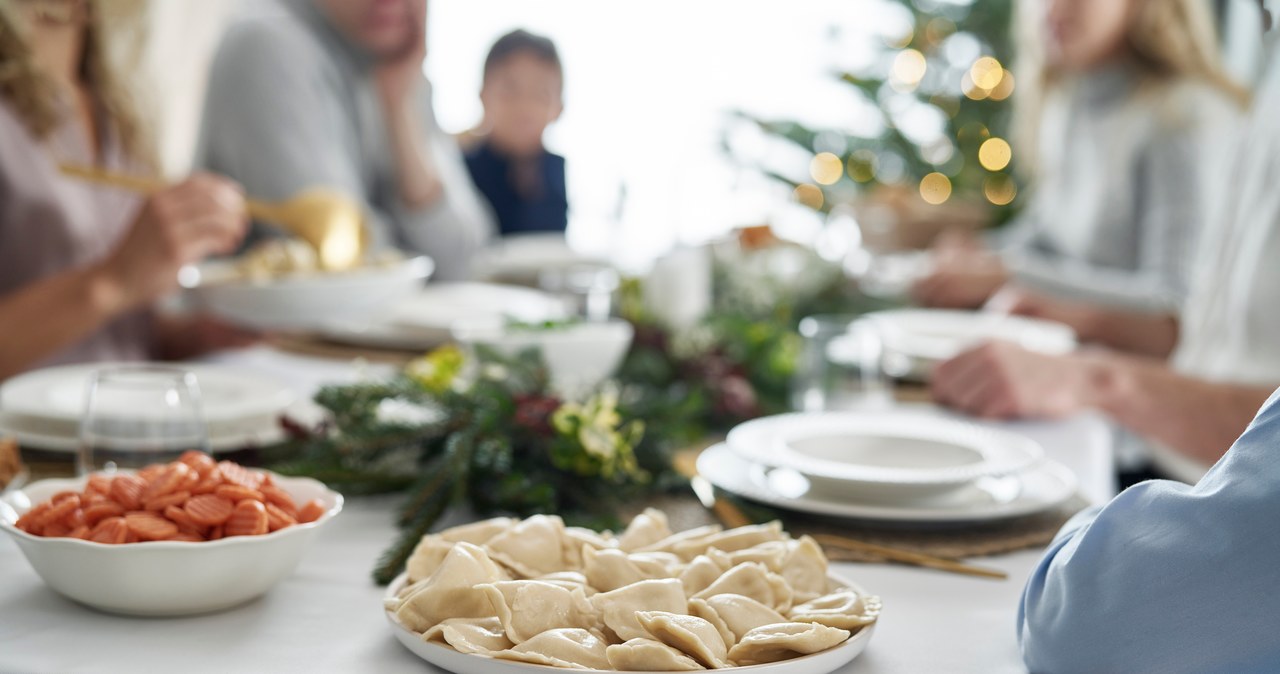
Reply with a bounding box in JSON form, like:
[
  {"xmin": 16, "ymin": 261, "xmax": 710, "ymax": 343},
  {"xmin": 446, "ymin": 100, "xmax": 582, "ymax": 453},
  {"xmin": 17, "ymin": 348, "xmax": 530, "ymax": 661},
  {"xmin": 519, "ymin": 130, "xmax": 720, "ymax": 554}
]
[{"xmin": 1018, "ymin": 388, "xmax": 1280, "ymax": 673}]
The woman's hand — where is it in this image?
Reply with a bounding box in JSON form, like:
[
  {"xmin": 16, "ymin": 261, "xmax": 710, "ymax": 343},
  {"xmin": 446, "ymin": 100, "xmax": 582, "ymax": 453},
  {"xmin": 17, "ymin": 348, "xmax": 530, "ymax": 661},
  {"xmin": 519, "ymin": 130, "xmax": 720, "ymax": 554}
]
[
  {"xmin": 97, "ymin": 173, "xmax": 248, "ymax": 312},
  {"xmin": 911, "ymin": 248, "xmax": 1009, "ymax": 309},
  {"xmin": 986, "ymin": 285, "xmax": 1100, "ymax": 338},
  {"xmin": 930, "ymin": 341, "xmax": 1100, "ymax": 419}
]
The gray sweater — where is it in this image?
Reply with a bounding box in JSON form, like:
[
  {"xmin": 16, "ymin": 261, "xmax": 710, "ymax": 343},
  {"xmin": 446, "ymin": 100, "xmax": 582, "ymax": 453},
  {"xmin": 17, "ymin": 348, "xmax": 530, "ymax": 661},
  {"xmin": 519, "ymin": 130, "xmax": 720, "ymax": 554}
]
[
  {"xmin": 196, "ymin": 0, "xmax": 494, "ymax": 281},
  {"xmin": 1003, "ymin": 65, "xmax": 1241, "ymax": 313}
]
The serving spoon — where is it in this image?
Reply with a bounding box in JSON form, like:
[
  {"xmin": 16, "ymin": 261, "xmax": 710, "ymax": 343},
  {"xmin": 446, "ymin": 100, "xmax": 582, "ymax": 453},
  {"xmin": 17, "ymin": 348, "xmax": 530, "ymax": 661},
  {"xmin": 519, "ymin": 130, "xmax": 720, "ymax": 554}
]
[{"xmin": 58, "ymin": 164, "xmax": 366, "ymax": 271}]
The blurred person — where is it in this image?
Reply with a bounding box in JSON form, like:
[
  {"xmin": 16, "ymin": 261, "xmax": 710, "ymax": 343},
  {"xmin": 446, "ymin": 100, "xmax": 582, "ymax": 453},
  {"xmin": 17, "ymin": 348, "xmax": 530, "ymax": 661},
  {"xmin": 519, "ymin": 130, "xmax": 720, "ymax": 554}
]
[
  {"xmin": 933, "ymin": 0, "xmax": 1280, "ymax": 486},
  {"xmin": 0, "ymin": 0, "xmax": 251, "ymax": 381},
  {"xmin": 913, "ymin": 0, "xmax": 1244, "ymax": 358},
  {"xmin": 461, "ymin": 29, "xmax": 568, "ymax": 238},
  {"xmin": 198, "ymin": 0, "xmax": 495, "ymax": 281}
]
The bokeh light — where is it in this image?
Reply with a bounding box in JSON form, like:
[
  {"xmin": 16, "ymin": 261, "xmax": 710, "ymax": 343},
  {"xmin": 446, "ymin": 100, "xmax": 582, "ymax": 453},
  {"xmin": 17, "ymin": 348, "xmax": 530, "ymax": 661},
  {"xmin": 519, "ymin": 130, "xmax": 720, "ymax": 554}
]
[
  {"xmin": 970, "ymin": 56, "xmax": 1004, "ymax": 90},
  {"xmin": 979, "ymin": 138, "xmax": 1013, "ymax": 171},
  {"xmin": 847, "ymin": 150, "xmax": 878, "ymax": 183},
  {"xmin": 919, "ymin": 172, "xmax": 952, "ymax": 205},
  {"xmin": 794, "ymin": 183, "xmax": 825, "ymax": 210},
  {"xmin": 891, "ymin": 49, "xmax": 928, "ymax": 91},
  {"xmin": 810, "ymin": 152, "xmax": 845, "ymax": 186},
  {"xmin": 984, "ymin": 174, "xmax": 1018, "ymax": 206},
  {"xmin": 989, "ymin": 70, "xmax": 1016, "ymax": 101}
]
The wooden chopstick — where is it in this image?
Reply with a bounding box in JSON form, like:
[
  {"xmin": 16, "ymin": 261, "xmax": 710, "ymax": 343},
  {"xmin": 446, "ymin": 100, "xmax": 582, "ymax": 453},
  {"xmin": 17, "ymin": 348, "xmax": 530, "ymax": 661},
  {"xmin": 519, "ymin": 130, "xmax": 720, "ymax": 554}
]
[{"xmin": 814, "ymin": 533, "xmax": 1008, "ymax": 580}]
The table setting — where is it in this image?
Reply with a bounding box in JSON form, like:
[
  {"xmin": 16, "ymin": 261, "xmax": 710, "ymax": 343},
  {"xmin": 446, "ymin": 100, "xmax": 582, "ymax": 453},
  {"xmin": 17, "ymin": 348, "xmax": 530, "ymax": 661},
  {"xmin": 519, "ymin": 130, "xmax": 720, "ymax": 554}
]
[{"xmin": 0, "ymin": 233, "xmax": 1116, "ymax": 674}]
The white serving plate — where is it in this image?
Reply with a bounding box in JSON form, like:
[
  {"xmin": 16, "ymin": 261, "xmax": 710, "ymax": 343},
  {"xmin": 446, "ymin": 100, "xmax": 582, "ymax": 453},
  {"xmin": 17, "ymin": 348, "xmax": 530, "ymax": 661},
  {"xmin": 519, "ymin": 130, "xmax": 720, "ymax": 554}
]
[
  {"xmin": 384, "ymin": 571, "xmax": 875, "ymax": 674},
  {"xmin": 0, "ymin": 471, "xmax": 342, "ymax": 616},
  {"xmin": 451, "ymin": 319, "xmax": 633, "ymax": 399},
  {"xmin": 868, "ymin": 309, "xmax": 1076, "ymax": 380},
  {"xmin": 182, "ymin": 256, "xmax": 433, "ymax": 331},
  {"xmin": 726, "ymin": 412, "xmax": 1044, "ymax": 501},
  {"xmin": 470, "ymin": 233, "xmax": 610, "ymax": 283},
  {"xmin": 699, "ymin": 444, "xmax": 1076, "ymax": 524},
  {"xmin": 0, "ymin": 413, "xmax": 285, "ymax": 454}
]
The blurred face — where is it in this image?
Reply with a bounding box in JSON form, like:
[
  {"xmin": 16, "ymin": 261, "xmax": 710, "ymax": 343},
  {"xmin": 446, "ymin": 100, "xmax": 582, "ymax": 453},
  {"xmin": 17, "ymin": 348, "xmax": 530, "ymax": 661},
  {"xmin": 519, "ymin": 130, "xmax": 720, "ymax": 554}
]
[
  {"xmin": 314, "ymin": 0, "xmax": 423, "ymax": 57},
  {"xmin": 1042, "ymin": 0, "xmax": 1135, "ymax": 71},
  {"xmin": 480, "ymin": 51, "xmax": 564, "ymax": 156},
  {"xmin": 12, "ymin": 0, "xmax": 89, "ymax": 32}
]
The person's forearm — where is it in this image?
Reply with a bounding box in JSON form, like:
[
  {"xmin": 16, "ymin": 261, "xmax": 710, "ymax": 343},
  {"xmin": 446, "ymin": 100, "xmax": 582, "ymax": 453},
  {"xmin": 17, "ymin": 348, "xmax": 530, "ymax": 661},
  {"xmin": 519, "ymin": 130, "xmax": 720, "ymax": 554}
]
[
  {"xmin": 1077, "ymin": 308, "xmax": 1179, "ymax": 359},
  {"xmin": 0, "ymin": 264, "xmax": 129, "ymax": 380},
  {"xmin": 1088, "ymin": 354, "xmax": 1273, "ymax": 465},
  {"xmin": 383, "ymin": 101, "xmax": 443, "ymax": 210}
]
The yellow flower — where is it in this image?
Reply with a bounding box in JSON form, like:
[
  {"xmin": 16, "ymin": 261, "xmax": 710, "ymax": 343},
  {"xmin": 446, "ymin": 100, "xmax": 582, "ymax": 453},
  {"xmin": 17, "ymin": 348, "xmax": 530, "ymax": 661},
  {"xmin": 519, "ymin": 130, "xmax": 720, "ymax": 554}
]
[{"xmin": 406, "ymin": 345, "xmax": 466, "ymax": 393}]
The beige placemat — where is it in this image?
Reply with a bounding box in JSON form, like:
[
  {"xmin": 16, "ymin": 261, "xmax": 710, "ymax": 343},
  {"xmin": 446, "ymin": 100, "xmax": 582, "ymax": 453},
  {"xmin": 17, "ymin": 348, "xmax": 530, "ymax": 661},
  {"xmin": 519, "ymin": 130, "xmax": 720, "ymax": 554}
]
[{"xmin": 267, "ymin": 334, "xmax": 422, "ymax": 365}]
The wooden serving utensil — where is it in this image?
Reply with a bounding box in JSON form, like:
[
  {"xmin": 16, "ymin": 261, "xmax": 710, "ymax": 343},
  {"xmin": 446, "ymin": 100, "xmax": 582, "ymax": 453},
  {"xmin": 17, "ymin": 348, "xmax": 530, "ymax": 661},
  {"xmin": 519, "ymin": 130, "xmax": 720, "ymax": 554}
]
[{"xmin": 58, "ymin": 164, "xmax": 366, "ymax": 271}]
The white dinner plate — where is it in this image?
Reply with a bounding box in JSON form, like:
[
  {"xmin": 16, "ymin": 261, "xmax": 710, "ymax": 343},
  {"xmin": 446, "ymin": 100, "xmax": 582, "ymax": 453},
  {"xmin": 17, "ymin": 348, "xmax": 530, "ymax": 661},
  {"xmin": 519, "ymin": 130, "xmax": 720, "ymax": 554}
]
[
  {"xmin": 867, "ymin": 309, "xmax": 1076, "ymax": 380},
  {"xmin": 389, "ymin": 283, "xmax": 569, "ymax": 335},
  {"xmin": 470, "ymin": 233, "xmax": 610, "ymax": 283},
  {"xmin": 725, "ymin": 412, "xmax": 1044, "ymax": 501},
  {"xmin": 316, "ymin": 317, "xmax": 452, "ymax": 352},
  {"xmin": 0, "ymin": 414, "xmax": 286, "ymax": 454},
  {"xmin": 698, "ymin": 444, "xmax": 1077, "ymax": 524},
  {"xmin": 384, "ymin": 571, "xmax": 875, "ymax": 674}
]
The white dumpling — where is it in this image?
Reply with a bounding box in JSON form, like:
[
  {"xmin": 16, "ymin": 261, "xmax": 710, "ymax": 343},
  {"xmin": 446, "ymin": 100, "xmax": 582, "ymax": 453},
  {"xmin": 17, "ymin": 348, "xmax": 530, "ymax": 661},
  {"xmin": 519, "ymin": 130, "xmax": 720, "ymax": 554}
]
[
  {"xmin": 395, "ymin": 542, "xmax": 506, "ymax": 632},
  {"xmin": 720, "ymin": 541, "xmax": 788, "ymax": 573},
  {"xmin": 484, "ymin": 514, "xmax": 568, "ymax": 578},
  {"xmin": 618, "ymin": 508, "xmax": 673, "ymax": 551},
  {"xmin": 679, "ymin": 554, "xmax": 729, "ymax": 597},
  {"xmin": 636, "ymin": 610, "xmax": 729, "ymax": 669},
  {"xmin": 781, "ymin": 536, "xmax": 829, "ymax": 602},
  {"xmin": 563, "ymin": 526, "xmax": 618, "ymax": 569},
  {"xmin": 439, "ymin": 517, "xmax": 517, "ymax": 544},
  {"xmin": 689, "ymin": 594, "xmax": 787, "ymax": 647},
  {"xmin": 629, "ymin": 550, "xmax": 684, "ymax": 576},
  {"xmin": 789, "ymin": 589, "xmax": 882, "ymax": 630},
  {"xmin": 637, "ymin": 524, "xmax": 723, "ymax": 556},
  {"xmin": 421, "ymin": 617, "xmax": 513, "ymax": 655},
  {"xmin": 590, "ymin": 578, "xmax": 688, "ymax": 641},
  {"xmin": 606, "ymin": 638, "xmax": 706, "ymax": 671},
  {"xmin": 537, "ymin": 571, "xmax": 597, "ymax": 595},
  {"xmin": 492, "ymin": 628, "xmax": 612, "ymax": 670},
  {"xmin": 583, "ymin": 546, "xmax": 657, "ymax": 592},
  {"xmin": 671, "ymin": 522, "xmax": 785, "ymax": 559},
  {"xmin": 405, "ymin": 535, "xmax": 454, "ymax": 583},
  {"xmin": 726, "ymin": 622, "xmax": 852, "ymax": 666},
  {"xmin": 480, "ymin": 580, "xmax": 600, "ymax": 644},
  {"xmin": 692, "ymin": 562, "xmax": 794, "ymax": 613}
]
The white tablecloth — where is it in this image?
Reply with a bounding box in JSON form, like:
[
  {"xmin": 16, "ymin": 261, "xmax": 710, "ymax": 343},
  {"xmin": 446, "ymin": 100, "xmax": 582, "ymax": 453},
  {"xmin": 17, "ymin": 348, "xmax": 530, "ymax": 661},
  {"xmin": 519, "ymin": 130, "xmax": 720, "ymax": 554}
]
[{"xmin": 0, "ymin": 348, "xmax": 1116, "ymax": 674}]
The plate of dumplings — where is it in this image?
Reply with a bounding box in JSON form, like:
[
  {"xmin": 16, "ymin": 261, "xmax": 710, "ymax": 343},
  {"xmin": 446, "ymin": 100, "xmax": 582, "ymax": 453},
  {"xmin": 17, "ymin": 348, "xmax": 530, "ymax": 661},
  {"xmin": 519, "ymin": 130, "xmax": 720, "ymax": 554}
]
[{"xmin": 383, "ymin": 509, "xmax": 880, "ymax": 673}]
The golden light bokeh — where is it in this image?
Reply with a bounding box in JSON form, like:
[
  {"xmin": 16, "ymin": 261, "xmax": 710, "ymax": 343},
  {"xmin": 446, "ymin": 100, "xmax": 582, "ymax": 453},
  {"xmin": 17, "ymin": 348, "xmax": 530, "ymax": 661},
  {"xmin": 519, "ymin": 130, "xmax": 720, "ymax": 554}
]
[
  {"xmin": 961, "ymin": 72, "xmax": 990, "ymax": 101},
  {"xmin": 979, "ymin": 138, "xmax": 1013, "ymax": 171},
  {"xmin": 970, "ymin": 56, "xmax": 1004, "ymax": 90},
  {"xmin": 988, "ymin": 70, "xmax": 1016, "ymax": 101},
  {"xmin": 892, "ymin": 49, "xmax": 928, "ymax": 90},
  {"xmin": 985, "ymin": 174, "xmax": 1018, "ymax": 206},
  {"xmin": 847, "ymin": 150, "xmax": 878, "ymax": 183},
  {"xmin": 794, "ymin": 183, "xmax": 825, "ymax": 210},
  {"xmin": 810, "ymin": 152, "xmax": 845, "ymax": 186},
  {"xmin": 919, "ymin": 172, "xmax": 952, "ymax": 205}
]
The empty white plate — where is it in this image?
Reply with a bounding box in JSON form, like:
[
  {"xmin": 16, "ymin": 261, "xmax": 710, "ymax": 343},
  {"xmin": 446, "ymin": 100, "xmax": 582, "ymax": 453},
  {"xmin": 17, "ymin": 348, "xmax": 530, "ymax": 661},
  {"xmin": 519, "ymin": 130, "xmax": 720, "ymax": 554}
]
[
  {"xmin": 727, "ymin": 412, "xmax": 1044, "ymax": 502},
  {"xmin": 698, "ymin": 444, "xmax": 1077, "ymax": 524},
  {"xmin": 868, "ymin": 309, "xmax": 1076, "ymax": 380}
]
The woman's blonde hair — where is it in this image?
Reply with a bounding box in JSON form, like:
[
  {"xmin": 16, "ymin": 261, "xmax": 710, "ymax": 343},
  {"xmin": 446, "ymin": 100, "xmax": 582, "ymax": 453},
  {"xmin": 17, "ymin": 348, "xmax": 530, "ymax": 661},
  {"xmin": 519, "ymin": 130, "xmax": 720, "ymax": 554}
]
[
  {"xmin": 0, "ymin": 0, "xmax": 154, "ymax": 168},
  {"xmin": 1012, "ymin": 0, "xmax": 1248, "ymax": 175}
]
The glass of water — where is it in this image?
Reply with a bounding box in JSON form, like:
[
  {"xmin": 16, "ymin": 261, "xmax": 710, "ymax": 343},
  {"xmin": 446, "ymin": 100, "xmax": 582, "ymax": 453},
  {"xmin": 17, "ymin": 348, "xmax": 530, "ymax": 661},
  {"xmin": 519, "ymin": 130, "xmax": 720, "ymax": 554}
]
[
  {"xmin": 792, "ymin": 315, "xmax": 892, "ymax": 413},
  {"xmin": 77, "ymin": 366, "xmax": 209, "ymax": 476}
]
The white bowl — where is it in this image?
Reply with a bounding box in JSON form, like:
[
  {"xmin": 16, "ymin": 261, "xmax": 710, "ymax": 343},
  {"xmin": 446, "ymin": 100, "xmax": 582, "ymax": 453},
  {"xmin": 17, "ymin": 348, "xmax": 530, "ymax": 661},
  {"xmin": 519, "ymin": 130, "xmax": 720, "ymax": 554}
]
[
  {"xmin": 452, "ymin": 319, "xmax": 634, "ymax": 398},
  {"xmin": 182, "ymin": 256, "xmax": 433, "ymax": 331},
  {"xmin": 0, "ymin": 472, "xmax": 342, "ymax": 616}
]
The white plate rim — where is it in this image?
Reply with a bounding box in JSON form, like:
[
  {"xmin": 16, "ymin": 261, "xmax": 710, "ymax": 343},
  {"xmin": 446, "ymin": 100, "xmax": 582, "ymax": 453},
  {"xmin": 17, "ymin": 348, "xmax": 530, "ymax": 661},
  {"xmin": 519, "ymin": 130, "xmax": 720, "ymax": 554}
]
[
  {"xmin": 726, "ymin": 412, "xmax": 1044, "ymax": 486},
  {"xmin": 383, "ymin": 570, "xmax": 875, "ymax": 674},
  {"xmin": 0, "ymin": 419, "xmax": 286, "ymax": 454},
  {"xmin": 868, "ymin": 308, "xmax": 1077, "ymax": 361},
  {"xmin": 699, "ymin": 444, "xmax": 1078, "ymax": 523}
]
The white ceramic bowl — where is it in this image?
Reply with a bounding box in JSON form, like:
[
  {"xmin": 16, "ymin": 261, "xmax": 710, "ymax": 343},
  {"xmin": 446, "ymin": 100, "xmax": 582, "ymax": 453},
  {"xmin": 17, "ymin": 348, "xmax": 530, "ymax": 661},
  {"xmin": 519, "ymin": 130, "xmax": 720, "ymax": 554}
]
[
  {"xmin": 182, "ymin": 256, "xmax": 434, "ymax": 331},
  {"xmin": 452, "ymin": 319, "xmax": 634, "ymax": 398},
  {"xmin": 0, "ymin": 472, "xmax": 342, "ymax": 616}
]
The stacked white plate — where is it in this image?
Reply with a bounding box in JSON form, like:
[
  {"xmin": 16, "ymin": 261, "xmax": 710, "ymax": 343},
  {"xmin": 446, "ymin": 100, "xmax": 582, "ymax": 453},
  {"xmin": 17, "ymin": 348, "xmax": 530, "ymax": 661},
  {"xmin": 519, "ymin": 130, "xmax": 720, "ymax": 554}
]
[
  {"xmin": 701, "ymin": 410, "xmax": 1077, "ymax": 524},
  {"xmin": 318, "ymin": 282, "xmax": 569, "ymax": 351},
  {"xmin": 0, "ymin": 363, "xmax": 295, "ymax": 453},
  {"xmin": 868, "ymin": 309, "xmax": 1077, "ymax": 381}
]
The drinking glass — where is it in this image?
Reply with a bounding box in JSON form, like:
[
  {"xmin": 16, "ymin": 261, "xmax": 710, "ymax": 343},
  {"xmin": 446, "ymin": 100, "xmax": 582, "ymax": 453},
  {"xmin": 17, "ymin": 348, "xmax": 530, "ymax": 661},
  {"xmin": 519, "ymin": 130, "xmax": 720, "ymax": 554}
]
[
  {"xmin": 538, "ymin": 264, "xmax": 620, "ymax": 322},
  {"xmin": 791, "ymin": 315, "xmax": 892, "ymax": 413},
  {"xmin": 77, "ymin": 366, "xmax": 209, "ymax": 476}
]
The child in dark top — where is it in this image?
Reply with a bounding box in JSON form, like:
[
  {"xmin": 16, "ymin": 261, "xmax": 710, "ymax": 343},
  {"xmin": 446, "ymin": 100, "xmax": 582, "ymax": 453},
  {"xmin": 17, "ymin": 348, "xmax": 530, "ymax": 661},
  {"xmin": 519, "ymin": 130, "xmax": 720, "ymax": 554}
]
[{"xmin": 463, "ymin": 29, "xmax": 568, "ymax": 237}]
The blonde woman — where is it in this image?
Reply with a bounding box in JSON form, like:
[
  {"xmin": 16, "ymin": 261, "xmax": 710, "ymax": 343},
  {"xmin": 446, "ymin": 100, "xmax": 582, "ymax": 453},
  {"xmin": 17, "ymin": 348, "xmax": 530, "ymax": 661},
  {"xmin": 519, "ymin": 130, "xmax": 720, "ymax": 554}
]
[
  {"xmin": 914, "ymin": 0, "xmax": 1244, "ymax": 357},
  {"xmin": 0, "ymin": 0, "xmax": 250, "ymax": 381}
]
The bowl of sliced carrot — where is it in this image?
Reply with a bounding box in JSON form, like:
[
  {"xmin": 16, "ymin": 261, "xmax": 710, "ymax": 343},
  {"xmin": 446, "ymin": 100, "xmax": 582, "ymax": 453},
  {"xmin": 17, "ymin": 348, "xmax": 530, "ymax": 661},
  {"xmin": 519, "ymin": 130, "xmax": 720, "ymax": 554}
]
[{"xmin": 0, "ymin": 452, "xmax": 342, "ymax": 616}]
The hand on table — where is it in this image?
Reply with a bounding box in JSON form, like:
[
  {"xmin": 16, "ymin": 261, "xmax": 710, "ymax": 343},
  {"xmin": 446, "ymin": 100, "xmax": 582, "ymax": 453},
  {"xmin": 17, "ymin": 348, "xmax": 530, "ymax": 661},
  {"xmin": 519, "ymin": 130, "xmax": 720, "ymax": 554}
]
[
  {"xmin": 97, "ymin": 173, "xmax": 248, "ymax": 312},
  {"xmin": 985, "ymin": 285, "xmax": 1099, "ymax": 339},
  {"xmin": 911, "ymin": 246, "xmax": 1008, "ymax": 309},
  {"xmin": 930, "ymin": 341, "xmax": 1097, "ymax": 420}
]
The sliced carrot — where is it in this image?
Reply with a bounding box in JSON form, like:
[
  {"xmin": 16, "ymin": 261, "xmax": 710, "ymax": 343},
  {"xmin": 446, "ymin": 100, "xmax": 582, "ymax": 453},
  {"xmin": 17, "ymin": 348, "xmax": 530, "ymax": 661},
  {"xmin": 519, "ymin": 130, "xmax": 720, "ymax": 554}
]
[
  {"xmin": 124, "ymin": 511, "xmax": 178, "ymax": 541},
  {"xmin": 136, "ymin": 464, "xmax": 167, "ymax": 483},
  {"xmin": 207, "ymin": 525, "xmax": 224, "ymax": 540},
  {"xmin": 83, "ymin": 501, "xmax": 126, "ymax": 526},
  {"xmin": 85, "ymin": 474, "xmax": 113, "ymax": 497},
  {"xmin": 218, "ymin": 461, "xmax": 263, "ymax": 489},
  {"xmin": 110, "ymin": 475, "xmax": 146, "ymax": 511},
  {"xmin": 63, "ymin": 508, "xmax": 87, "ymax": 530},
  {"xmin": 141, "ymin": 462, "xmax": 191, "ymax": 502},
  {"xmin": 15, "ymin": 502, "xmax": 53, "ymax": 534},
  {"xmin": 264, "ymin": 502, "xmax": 297, "ymax": 532},
  {"xmin": 169, "ymin": 532, "xmax": 204, "ymax": 542},
  {"xmin": 43, "ymin": 521, "xmax": 72, "ymax": 537},
  {"xmin": 179, "ymin": 450, "xmax": 217, "ymax": 476},
  {"xmin": 260, "ymin": 485, "xmax": 297, "ymax": 515},
  {"xmin": 143, "ymin": 490, "xmax": 191, "ymax": 512},
  {"xmin": 296, "ymin": 498, "xmax": 326, "ymax": 524},
  {"xmin": 184, "ymin": 494, "xmax": 235, "ymax": 526},
  {"xmin": 214, "ymin": 484, "xmax": 264, "ymax": 503},
  {"xmin": 88, "ymin": 517, "xmax": 129, "ymax": 544},
  {"xmin": 34, "ymin": 493, "xmax": 80, "ymax": 528},
  {"xmin": 68, "ymin": 525, "xmax": 91, "ymax": 540},
  {"xmin": 224, "ymin": 500, "xmax": 268, "ymax": 537}
]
